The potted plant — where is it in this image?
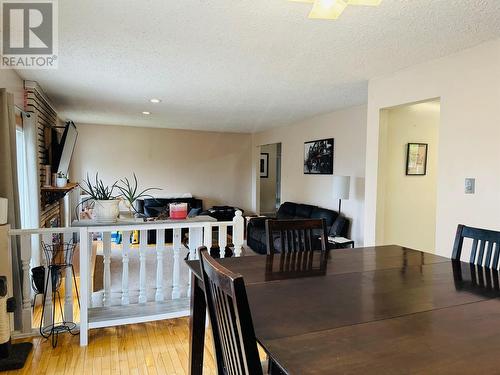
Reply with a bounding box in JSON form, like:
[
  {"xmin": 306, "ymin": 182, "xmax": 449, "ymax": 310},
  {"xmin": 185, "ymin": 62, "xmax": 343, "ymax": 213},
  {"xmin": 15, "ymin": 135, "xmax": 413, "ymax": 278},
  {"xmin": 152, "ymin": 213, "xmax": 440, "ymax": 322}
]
[
  {"xmin": 55, "ymin": 171, "xmax": 68, "ymax": 188},
  {"xmin": 80, "ymin": 173, "xmax": 120, "ymax": 223},
  {"xmin": 116, "ymin": 173, "xmax": 161, "ymax": 217}
]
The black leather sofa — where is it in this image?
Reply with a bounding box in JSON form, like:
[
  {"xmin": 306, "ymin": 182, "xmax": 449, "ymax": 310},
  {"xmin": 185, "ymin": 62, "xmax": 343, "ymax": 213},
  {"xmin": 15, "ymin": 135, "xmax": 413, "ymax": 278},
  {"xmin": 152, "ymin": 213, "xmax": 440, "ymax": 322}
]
[
  {"xmin": 137, "ymin": 197, "xmax": 203, "ymax": 218},
  {"xmin": 136, "ymin": 197, "xmax": 203, "ymax": 244},
  {"xmin": 200, "ymin": 206, "xmax": 243, "ymax": 222},
  {"xmin": 247, "ymin": 201, "xmax": 349, "ymax": 254}
]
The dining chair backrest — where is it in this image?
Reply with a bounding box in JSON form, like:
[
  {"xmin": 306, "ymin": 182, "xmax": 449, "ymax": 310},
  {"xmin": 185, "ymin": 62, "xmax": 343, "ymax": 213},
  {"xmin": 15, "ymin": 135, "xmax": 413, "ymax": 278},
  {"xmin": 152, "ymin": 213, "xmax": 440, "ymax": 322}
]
[
  {"xmin": 265, "ymin": 218, "xmax": 328, "ymax": 255},
  {"xmin": 199, "ymin": 247, "xmax": 263, "ymax": 375},
  {"xmin": 265, "ymin": 248, "xmax": 328, "ymax": 281},
  {"xmin": 452, "ymin": 224, "xmax": 500, "ymax": 268}
]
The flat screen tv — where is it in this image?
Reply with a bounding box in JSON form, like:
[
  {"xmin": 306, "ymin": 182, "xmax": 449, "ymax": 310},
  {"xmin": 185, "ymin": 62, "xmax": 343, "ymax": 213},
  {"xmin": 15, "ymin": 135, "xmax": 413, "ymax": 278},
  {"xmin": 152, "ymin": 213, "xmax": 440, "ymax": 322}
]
[{"xmin": 55, "ymin": 121, "xmax": 78, "ymax": 176}]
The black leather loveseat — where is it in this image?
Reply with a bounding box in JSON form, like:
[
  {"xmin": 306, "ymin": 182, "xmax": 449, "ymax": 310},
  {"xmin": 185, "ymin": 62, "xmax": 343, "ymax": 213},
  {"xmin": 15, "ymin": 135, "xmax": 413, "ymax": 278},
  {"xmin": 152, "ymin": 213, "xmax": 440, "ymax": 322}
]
[{"xmin": 247, "ymin": 201, "xmax": 349, "ymax": 254}]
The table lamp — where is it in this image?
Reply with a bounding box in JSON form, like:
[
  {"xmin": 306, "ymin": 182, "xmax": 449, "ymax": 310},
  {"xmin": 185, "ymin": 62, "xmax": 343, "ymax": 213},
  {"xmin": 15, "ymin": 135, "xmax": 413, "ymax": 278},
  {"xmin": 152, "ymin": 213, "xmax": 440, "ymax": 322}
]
[{"xmin": 332, "ymin": 176, "xmax": 350, "ymax": 215}]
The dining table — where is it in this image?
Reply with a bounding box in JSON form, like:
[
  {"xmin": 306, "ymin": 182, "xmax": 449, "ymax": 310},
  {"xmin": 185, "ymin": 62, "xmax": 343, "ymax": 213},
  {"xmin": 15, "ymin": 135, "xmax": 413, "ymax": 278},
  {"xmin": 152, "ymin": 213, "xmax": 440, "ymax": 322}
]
[{"xmin": 186, "ymin": 245, "xmax": 500, "ymax": 374}]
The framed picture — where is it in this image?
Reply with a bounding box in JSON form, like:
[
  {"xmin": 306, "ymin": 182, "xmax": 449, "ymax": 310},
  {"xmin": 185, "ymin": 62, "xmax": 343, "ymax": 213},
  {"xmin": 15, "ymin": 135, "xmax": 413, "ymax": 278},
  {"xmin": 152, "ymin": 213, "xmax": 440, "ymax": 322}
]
[
  {"xmin": 260, "ymin": 153, "xmax": 269, "ymax": 178},
  {"xmin": 406, "ymin": 143, "xmax": 428, "ymax": 175},
  {"xmin": 304, "ymin": 138, "xmax": 334, "ymax": 175}
]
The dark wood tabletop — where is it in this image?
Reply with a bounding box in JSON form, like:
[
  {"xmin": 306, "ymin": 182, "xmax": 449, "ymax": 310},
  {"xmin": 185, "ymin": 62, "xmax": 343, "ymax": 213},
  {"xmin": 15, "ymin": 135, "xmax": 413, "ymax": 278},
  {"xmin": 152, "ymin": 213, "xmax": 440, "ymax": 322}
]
[{"xmin": 187, "ymin": 245, "xmax": 500, "ymax": 374}]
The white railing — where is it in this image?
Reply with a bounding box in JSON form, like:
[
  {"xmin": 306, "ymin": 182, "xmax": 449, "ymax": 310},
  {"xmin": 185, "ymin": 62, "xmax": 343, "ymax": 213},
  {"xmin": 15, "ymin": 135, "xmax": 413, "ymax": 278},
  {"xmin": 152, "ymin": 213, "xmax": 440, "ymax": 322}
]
[
  {"xmin": 8, "ymin": 226, "xmax": 83, "ymax": 336},
  {"xmin": 7, "ymin": 211, "xmax": 244, "ymax": 346}
]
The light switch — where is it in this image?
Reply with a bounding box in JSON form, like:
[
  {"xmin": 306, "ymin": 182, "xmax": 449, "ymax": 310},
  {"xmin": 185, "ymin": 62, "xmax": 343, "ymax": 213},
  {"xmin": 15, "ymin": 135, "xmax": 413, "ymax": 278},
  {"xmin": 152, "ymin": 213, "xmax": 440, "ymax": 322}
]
[{"xmin": 465, "ymin": 178, "xmax": 475, "ymax": 194}]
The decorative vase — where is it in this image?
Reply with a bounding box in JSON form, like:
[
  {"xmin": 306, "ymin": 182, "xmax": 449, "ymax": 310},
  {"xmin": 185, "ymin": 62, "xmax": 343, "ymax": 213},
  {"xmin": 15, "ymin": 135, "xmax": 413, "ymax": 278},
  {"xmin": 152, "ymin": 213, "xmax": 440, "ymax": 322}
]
[
  {"xmin": 56, "ymin": 178, "xmax": 67, "ymax": 188},
  {"xmin": 94, "ymin": 200, "xmax": 120, "ymax": 223}
]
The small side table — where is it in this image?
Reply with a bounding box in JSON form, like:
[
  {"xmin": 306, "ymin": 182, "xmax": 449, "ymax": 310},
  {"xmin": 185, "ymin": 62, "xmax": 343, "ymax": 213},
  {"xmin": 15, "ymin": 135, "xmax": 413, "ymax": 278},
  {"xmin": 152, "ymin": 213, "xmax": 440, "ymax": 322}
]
[{"xmin": 328, "ymin": 236, "xmax": 355, "ymax": 249}]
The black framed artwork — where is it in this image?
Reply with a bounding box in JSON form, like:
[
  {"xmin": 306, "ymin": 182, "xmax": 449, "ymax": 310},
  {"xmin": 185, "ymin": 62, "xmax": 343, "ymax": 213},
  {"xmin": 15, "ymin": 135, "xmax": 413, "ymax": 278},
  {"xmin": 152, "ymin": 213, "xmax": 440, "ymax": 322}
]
[
  {"xmin": 260, "ymin": 153, "xmax": 269, "ymax": 178},
  {"xmin": 304, "ymin": 138, "xmax": 334, "ymax": 175},
  {"xmin": 406, "ymin": 143, "xmax": 428, "ymax": 175}
]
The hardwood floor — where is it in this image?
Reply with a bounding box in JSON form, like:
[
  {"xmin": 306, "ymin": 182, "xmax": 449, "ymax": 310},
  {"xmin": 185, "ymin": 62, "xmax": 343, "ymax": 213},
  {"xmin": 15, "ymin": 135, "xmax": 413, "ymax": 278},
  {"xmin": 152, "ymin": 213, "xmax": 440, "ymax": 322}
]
[
  {"xmin": 11, "ymin": 247, "xmax": 262, "ymax": 374},
  {"xmin": 9, "ymin": 318, "xmax": 217, "ymax": 375}
]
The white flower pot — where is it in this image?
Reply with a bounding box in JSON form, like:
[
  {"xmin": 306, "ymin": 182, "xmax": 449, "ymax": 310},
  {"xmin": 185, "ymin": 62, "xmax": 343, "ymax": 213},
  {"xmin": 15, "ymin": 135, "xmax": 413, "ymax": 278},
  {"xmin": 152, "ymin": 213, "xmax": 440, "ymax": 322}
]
[
  {"xmin": 94, "ymin": 200, "xmax": 120, "ymax": 223},
  {"xmin": 56, "ymin": 178, "xmax": 67, "ymax": 188}
]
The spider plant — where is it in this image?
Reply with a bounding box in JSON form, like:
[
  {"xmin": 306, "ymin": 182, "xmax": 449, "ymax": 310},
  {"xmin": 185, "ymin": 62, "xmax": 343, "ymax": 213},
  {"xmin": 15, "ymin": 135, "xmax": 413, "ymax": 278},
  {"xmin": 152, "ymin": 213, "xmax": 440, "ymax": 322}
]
[
  {"xmin": 80, "ymin": 173, "xmax": 118, "ymax": 200},
  {"xmin": 116, "ymin": 173, "xmax": 161, "ymax": 215}
]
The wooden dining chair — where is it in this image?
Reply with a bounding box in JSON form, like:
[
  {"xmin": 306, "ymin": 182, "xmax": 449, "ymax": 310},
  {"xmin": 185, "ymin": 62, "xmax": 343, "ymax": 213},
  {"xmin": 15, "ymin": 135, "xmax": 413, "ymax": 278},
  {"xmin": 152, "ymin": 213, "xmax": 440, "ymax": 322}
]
[
  {"xmin": 265, "ymin": 218, "xmax": 328, "ymax": 255},
  {"xmin": 198, "ymin": 247, "xmax": 264, "ymax": 375},
  {"xmin": 452, "ymin": 260, "xmax": 500, "ymax": 296},
  {"xmin": 265, "ymin": 248, "xmax": 328, "ymax": 281},
  {"xmin": 452, "ymin": 224, "xmax": 500, "ymax": 268}
]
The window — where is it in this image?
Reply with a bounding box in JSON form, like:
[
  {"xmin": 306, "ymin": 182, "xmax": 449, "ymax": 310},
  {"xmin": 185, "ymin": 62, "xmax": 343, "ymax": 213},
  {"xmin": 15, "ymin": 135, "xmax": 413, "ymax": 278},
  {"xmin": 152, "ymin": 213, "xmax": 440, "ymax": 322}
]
[{"xmin": 15, "ymin": 127, "xmax": 30, "ymax": 229}]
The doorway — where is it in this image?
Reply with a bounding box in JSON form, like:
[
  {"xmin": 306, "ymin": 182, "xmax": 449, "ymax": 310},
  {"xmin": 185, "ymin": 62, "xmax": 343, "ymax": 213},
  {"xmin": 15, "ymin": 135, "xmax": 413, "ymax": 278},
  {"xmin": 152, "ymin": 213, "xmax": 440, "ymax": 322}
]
[
  {"xmin": 259, "ymin": 143, "xmax": 281, "ymax": 216},
  {"xmin": 376, "ymin": 99, "xmax": 440, "ymax": 252}
]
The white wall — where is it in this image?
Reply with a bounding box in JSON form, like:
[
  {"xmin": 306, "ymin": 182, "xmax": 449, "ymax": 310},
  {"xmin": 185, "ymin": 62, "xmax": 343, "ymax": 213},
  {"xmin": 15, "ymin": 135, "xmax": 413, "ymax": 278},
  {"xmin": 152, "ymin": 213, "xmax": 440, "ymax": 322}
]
[
  {"xmin": 70, "ymin": 124, "xmax": 253, "ymax": 213},
  {"xmin": 377, "ymin": 102, "xmax": 440, "ymax": 252},
  {"xmin": 365, "ymin": 38, "xmax": 500, "ymax": 257},
  {"xmin": 253, "ymin": 105, "xmax": 367, "ymax": 245},
  {"xmin": 259, "ymin": 143, "xmax": 278, "ymax": 215},
  {"xmin": 0, "ymin": 70, "xmax": 24, "ymax": 107}
]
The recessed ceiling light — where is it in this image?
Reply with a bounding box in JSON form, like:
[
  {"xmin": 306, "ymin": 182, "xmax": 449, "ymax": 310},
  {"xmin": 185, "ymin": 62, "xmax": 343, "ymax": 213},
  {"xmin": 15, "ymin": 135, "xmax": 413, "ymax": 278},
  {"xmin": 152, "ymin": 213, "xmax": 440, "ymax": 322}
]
[
  {"xmin": 150, "ymin": 98, "xmax": 161, "ymax": 103},
  {"xmin": 142, "ymin": 111, "xmax": 151, "ymax": 115}
]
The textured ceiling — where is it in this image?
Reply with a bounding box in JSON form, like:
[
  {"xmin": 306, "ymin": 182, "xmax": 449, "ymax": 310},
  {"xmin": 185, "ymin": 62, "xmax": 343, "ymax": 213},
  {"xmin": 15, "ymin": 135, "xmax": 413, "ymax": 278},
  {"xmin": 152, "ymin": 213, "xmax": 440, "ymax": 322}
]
[{"xmin": 18, "ymin": 0, "xmax": 500, "ymax": 133}]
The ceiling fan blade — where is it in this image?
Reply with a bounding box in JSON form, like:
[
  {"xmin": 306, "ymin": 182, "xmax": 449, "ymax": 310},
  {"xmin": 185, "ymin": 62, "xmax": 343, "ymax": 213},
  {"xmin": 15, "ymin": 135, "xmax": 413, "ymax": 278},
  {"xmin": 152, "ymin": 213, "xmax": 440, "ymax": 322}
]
[{"xmin": 308, "ymin": 0, "xmax": 347, "ymax": 19}]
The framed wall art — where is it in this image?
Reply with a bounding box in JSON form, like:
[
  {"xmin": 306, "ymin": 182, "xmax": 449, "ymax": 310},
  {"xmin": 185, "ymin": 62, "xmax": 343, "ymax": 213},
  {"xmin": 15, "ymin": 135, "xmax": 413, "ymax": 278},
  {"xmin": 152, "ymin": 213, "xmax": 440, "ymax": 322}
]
[
  {"xmin": 260, "ymin": 153, "xmax": 269, "ymax": 178},
  {"xmin": 406, "ymin": 143, "xmax": 428, "ymax": 176},
  {"xmin": 304, "ymin": 138, "xmax": 334, "ymax": 175}
]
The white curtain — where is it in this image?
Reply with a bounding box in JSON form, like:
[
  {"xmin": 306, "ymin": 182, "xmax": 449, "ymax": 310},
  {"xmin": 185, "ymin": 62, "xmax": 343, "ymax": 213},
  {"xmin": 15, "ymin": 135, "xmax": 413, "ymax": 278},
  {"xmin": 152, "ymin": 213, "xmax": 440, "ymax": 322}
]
[
  {"xmin": 0, "ymin": 88, "xmax": 22, "ymax": 329},
  {"xmin": 18, "ymin": 112, "xmax": 41, "ymax": 266}
]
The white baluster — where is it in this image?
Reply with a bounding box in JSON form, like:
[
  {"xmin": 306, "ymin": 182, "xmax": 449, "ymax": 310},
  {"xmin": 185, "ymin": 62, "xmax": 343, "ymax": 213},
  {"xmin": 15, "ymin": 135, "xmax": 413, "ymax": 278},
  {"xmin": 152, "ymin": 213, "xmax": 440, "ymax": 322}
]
[
  {"xmin": 138, "ymin": 230, "xmax": 147, "ymax": 304},
  {"xmin": 41, "ymin": 233, "xmax": 53, "ymax": 328},
  {"xmin": 155, "ymin": 229, "xmax": 165, "ymax": 302},
  {"xmin": 187, "ymin": 227, "xmax": 203, "ymax": 298},
  {"xmin": 219, "ymin": 225, "xmax": 227, "ymax": 258},
  {"xmin": 189, "ymin": 227, "xmax": 203, "ymax": 260},
  {"xmin": 19, "ymin": 234, "xmax": 32, "ymax": 333},
  {"xmin": 88, "ymin": 232, "xmax": 93, "ymax": 308},
  {"xmin": 102, "ymin": 231, "xmax": 112, "ymax": 307},
  {"xmin": 63, "ymin": 232, "xmax": 73, "ymax": 322},
  {"xmin": 232, "ymin": 210, "xmax": 244, "ymax": 257},
  {"xmin": 172, "ymin": 228, "xmax": 181, "ymax": 299},
  {"xmin": 79, "ymin": 228, "xmax": 89, "ymax": 346},
  {"xmin": 203, "ymin": 224, "xmax": 212, "ymax": 252},
  {"xmin": 121, "ymin": 230, "xmax": 131, "ymax": 305}
]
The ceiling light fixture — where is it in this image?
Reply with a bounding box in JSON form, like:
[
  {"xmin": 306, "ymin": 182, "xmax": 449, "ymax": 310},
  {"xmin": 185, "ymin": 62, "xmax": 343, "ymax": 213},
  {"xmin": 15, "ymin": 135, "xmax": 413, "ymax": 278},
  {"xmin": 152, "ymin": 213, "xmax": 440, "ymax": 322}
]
[
  {"xmin": 291, "ymin": 0, "xmax": 382, "ymax": 20},
  {"xmin": 150, "ymin": 98, "xmax": 161, "ymax": 103},
  {"xmin": 142, "ymin": 111, "xmax": 151, "ymax": 115}
]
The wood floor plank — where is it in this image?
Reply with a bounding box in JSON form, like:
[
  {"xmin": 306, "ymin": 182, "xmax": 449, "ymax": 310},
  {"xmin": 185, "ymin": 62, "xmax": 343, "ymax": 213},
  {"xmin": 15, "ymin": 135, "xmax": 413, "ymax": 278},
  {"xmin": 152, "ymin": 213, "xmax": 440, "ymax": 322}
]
[{"xmin": 10, "ymin": 317, "xmax": 216, "ymax": 374}]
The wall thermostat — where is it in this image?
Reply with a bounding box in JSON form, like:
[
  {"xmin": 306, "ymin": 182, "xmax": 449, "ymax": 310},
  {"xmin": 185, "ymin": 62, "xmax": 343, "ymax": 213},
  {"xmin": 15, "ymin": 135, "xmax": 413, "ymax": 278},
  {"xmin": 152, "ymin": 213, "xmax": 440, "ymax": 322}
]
[{"xmin": 465, "ymin": 178, "xmax": 475, "ymax": 194}]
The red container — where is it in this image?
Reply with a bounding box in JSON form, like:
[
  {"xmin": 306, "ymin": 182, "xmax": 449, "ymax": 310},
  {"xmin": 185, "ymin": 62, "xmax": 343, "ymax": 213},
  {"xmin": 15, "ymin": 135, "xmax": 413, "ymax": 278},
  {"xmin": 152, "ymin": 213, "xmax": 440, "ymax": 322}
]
[{"xmin": 169, "ymin": 203, "xmax": 188, "ymax": 219}]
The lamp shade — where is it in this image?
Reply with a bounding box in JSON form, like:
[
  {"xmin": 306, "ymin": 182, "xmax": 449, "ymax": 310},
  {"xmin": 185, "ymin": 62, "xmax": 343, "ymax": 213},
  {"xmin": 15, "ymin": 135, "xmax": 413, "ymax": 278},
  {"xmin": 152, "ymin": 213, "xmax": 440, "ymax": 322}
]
[
  {"xmin": 332, "ymin": 176, "xmax": 350, "ymax": 200},
  {"xmin": 0, "ymin": 197, "xmax": 7, "ymax": 225}
]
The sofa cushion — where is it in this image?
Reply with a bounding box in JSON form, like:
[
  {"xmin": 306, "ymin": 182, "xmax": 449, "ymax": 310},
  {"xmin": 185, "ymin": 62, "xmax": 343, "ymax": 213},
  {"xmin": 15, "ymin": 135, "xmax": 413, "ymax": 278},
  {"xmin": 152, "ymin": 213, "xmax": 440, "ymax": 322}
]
[
  {"xmin": 295, "ymin": 204, "xmax": 316, "ymax": 218},
  {"xmin": 277, "ymin": 202, "xmax": 297, "ymax": 219},
  {"xmin": 310, "ymin": 207, "xmax": 338, "ymax": 228}
]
